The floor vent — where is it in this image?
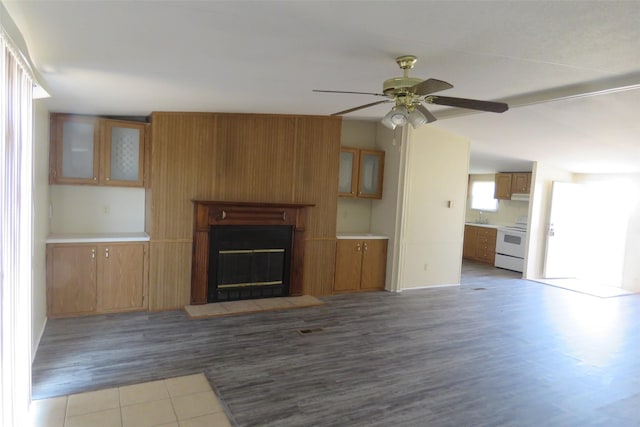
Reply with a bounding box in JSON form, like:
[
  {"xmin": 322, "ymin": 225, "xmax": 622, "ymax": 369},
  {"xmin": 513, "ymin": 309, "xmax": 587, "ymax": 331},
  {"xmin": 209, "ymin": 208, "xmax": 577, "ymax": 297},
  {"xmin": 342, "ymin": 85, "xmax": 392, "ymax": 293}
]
[
  {"xmin": 298, "ymin": 327, "xmax": 324, "ymax": 335},
  {"xmin": 473, "ymin": 287, "xmax": 487, "ymax": 291}
]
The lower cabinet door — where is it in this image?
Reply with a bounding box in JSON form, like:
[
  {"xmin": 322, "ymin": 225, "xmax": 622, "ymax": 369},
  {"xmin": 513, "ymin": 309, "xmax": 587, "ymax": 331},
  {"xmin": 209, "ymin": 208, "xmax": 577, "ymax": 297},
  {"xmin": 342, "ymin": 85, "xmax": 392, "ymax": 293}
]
[
  {"xmin": 99, "ymin": 243, "xmax": 147, "ymax": 311},
  {"xmin": 334, "ymin": 238, "xmax": 388, "ymax": 293},
  {"xmin": 48, "ymin": 245, "xmax": 98, "ymax": 316},
  {"xmin": 360, "ymin": 239, "xmax": 387, "ymax": 290},
  {"xmin": 47, "ymin": 241, "xmax": 148, "ymax": 317},
  {"xmin": 334, "ymin": 240, "xmax": 363, "ymax": 292}
]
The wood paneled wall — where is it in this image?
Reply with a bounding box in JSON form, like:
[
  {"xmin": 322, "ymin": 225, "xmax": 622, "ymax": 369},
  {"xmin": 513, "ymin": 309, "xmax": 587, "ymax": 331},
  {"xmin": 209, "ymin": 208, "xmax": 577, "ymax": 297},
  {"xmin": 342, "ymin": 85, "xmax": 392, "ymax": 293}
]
[{"xmin": 148, "ymin": 112, "xmax": 341, "ymax": 310}]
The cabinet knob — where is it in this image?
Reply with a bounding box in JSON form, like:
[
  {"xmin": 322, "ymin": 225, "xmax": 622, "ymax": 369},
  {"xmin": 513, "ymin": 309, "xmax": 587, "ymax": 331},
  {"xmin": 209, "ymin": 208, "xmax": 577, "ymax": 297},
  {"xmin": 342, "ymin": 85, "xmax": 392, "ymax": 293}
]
[
  {"xmin": 105, "ymin": 248, "xmax": 109, "ymax": 258},
  {"xmin": 356, "ymin": 243, "xmax": 361, "ymax": 252},
  {"xmin": 93, "ymin": 177, "xmax": 97, "ymax": 181},
  {"xmin": 106, "ymin": 177, "xmax": 110, "ymax": 181},
  {"xmin": 364, "ymin": 242, "xmax": 368, "ymax": 251},
  {"xmin": 91, "ymin": 248, "xmax": 96, "ymax": 260}
]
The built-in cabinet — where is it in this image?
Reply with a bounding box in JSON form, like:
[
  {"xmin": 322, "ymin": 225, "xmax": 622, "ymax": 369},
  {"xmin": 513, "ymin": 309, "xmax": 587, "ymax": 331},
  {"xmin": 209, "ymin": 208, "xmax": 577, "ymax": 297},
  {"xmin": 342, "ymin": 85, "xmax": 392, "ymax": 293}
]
[
  {"xmin": 338, "ymin": 147, "xmax": 385, "ymax": 199},
  {"xmin": 49, "ymin": 114, "xmax": 147, "ymax": 187},
  {"xmin": 494, "ymin": 172, "xmax": 531, "ymax": 200},
  {"xmin": 511, "ymin": 173, "xmax": 531, "ymax": 194},
  {"xmin": 463, "ymin": 225, "xmax": 497, "ymax": 264},
  {"xmin": 46, "ymin": 241, "xmax": 148, "ymax": 317},
  {"xmin": 334, "ymin": 237, "xmax": 387, "ymax": 292}
]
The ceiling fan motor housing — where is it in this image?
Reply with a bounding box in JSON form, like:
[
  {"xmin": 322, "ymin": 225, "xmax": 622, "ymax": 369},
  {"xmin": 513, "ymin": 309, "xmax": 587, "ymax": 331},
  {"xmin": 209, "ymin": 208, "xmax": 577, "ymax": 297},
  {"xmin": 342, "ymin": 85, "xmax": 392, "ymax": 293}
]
[{"xmin": 382, "ymin": 77, "xmax": 423, "ymax": 96}]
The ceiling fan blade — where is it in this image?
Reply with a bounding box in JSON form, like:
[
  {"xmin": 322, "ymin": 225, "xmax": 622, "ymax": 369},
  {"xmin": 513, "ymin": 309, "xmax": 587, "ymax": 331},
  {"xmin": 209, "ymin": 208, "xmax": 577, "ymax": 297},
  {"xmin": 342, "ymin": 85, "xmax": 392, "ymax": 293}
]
[
  {"xmin": 428, "ymin": 95, "xmax": 509, "ymax": 113},
  {"xmin": 416, "ymin": 104, "xmax": 437, "ymax": 123},
  {"xmin": 313, "ymin": 89, "xmax": 387, "ymax": 97},
  {"xmin": 412, "ymin": 78, "xmax": 454, "ymax": 96},
  {"xmin": 331, "ymin": 100, "xmax": 392, "ymax": 116}
]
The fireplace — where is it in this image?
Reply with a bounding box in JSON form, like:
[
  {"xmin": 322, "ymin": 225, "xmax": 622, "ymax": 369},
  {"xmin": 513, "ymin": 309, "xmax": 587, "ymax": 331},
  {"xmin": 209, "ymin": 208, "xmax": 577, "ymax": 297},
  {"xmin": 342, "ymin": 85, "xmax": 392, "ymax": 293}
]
[
  {"xmin": 191, "ymin": 201, "xmax": 313, "ymax": 305},
  {"xmin": 209, "ymin": 225, "xmax": 292, "ymax": 302}
]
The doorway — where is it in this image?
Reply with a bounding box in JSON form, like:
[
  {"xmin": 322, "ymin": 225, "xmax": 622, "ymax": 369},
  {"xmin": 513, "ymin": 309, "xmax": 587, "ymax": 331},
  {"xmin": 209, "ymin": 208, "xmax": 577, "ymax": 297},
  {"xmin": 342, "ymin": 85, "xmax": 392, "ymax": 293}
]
[{"xmin": 540, "ymin": 178, "xmax": 636, "ymax": 296}]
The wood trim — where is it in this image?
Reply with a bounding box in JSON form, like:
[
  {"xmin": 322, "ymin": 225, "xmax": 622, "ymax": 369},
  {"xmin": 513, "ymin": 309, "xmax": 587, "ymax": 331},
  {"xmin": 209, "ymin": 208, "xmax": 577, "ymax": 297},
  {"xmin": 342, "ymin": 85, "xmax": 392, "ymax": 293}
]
[{"xmin": 190, "ymin": 201, "xmax": 314, "ymax": 304}]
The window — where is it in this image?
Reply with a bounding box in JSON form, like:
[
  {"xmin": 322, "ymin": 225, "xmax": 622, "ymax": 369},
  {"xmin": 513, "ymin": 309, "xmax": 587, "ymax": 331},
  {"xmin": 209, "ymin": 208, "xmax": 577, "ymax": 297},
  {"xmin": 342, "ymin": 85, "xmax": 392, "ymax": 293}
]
[{"xmin": 470, "ymin": 180, "xmax": 498, "ymax": 211}]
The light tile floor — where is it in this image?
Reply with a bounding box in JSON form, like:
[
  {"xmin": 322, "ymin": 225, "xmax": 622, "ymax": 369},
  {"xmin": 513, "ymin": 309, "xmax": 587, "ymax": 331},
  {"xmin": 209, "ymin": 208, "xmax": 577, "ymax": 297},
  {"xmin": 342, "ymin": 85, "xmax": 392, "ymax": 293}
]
[
  {"xmin": 29, "ymin": 373, "xmax": 232, "ymax": 427},
  {"xmin": 184, "ymin": 295, "xmax": 323, "ymax": 318}
]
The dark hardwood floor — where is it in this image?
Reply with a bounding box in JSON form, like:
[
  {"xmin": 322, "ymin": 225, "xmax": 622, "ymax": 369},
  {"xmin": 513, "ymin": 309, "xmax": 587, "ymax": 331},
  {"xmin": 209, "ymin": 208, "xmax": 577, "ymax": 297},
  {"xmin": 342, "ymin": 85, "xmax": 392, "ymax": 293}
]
[{"xmin": 32, "ymin": 261, "xmax": 640, "ymax": 426}]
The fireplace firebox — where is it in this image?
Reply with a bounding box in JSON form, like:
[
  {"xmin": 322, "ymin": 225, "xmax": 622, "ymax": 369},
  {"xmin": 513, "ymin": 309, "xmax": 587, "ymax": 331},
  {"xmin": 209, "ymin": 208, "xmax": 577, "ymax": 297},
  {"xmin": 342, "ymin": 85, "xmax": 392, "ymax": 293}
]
[
  {"xmin": 209, "ymin": 225, "xmax": 292, "ymax": 302},
  {"xmin": 191, "ymin": 201, "xmax": 313, "ymax": 305}
]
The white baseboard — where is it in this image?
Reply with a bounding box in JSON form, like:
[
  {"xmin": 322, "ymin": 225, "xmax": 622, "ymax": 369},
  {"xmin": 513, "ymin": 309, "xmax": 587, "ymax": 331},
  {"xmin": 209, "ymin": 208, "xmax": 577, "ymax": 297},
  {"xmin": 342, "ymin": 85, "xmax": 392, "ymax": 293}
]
[
  {"xmin": 31, "ymin": 317, "xmax": 47, "ymax": 363},
  {"xmin": 399, "ymin": 283, "xmax": 460, "ymax": 292}
]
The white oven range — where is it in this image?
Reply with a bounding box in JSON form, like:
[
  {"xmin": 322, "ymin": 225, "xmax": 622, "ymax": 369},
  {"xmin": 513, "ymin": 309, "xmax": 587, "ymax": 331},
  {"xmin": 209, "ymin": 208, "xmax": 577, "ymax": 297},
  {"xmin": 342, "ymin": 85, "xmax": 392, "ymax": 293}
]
[{"xmin": 495, "ymin": 226, "xmax": 527, "ymax": 273}]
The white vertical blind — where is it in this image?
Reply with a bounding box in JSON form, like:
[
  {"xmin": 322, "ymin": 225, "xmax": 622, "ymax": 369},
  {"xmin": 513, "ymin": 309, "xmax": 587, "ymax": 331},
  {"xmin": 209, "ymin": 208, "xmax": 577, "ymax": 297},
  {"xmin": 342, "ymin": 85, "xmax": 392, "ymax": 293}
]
[{"xmin": 0, "ymin": 30, "xmax": 33, "ymax": 427}]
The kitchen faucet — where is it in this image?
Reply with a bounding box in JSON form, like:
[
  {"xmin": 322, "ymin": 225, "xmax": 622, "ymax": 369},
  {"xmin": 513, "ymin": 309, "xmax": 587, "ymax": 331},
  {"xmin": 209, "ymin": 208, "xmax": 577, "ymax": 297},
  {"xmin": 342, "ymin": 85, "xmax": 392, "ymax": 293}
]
[{"xmin": 477, "ymin": 211, "xmax": 488, "ymax": 224}]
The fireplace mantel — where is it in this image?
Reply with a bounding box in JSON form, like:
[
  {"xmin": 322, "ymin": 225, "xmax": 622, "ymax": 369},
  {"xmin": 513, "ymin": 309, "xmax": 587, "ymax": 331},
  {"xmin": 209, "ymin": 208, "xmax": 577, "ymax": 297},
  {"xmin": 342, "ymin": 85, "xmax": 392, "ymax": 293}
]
[{"xmin": 190, "ymin": 201, "xmax": 314, "ymax": 304}]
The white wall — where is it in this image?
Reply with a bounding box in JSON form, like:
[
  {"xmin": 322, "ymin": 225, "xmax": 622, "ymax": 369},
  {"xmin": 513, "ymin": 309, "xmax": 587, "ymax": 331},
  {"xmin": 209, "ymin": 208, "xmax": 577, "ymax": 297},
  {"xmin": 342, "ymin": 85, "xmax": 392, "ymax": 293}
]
[
  {"xmin": 32, "ymin": 101, "xmax": 49, "ymax": 357},
  {"xmin": 50, "ymin": 186, "xmax": 145, "ymax": 233},
  {"xmin": 524, "ymin": 162, "xmax": 573, "ymax": 279},
  {"xmin": 336, "ymin": 120, "xmax": 377, "ymax": 233},
  {"xmin": 398, "ymin": 126, "xmax": 470, "ymax": 289}
]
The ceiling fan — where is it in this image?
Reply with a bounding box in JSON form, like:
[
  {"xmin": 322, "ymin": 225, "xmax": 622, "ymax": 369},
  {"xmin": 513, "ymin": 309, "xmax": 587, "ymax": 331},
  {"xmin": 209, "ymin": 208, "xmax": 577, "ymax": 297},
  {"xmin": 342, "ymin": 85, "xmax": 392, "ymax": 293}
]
[{"xmin": 314, "ymin": 55, "xmax": 509, "ymax": 129}]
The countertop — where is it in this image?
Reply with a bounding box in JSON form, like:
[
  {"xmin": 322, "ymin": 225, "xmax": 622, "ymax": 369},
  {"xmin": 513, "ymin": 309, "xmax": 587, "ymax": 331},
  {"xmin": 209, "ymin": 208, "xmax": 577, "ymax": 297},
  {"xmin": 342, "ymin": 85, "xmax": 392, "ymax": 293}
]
[
  {"xmin": 46, "ymin": 232, "xmax": 150, "ymax": 243},
  {"xmin": 464, "ymin": 222, "xmax": 499, "ymax": 229},
  {"xmin": 337, "ymin": 233, "xmax": 389, "ymax": 240}
]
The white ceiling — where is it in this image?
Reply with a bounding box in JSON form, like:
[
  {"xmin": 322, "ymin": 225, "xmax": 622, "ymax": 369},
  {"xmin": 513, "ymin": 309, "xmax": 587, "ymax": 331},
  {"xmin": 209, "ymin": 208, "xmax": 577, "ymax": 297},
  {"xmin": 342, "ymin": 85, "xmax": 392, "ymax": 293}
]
[{"xmin": 4, "ymin": 1, "xmax": 640, "ymax": 173}]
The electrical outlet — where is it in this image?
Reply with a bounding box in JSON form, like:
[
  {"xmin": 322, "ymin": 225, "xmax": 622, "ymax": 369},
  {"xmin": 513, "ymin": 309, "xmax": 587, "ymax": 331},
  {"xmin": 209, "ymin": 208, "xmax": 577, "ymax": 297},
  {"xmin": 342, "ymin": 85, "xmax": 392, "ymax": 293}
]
[
  {"xmin": 103, "ymin": 205, "xmax": 110, "ymax": 214},
  {"xmin": 423, "ymin": 263, "xmax": 428, "ymax": 271}
]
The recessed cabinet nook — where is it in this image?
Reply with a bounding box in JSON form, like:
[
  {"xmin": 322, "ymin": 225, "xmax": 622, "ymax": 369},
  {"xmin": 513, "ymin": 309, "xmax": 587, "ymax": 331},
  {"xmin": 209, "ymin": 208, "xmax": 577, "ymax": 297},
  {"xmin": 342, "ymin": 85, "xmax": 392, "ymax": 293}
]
[
  {"xmin": 338, "ymin": 147, "xmax": 385, "ymax": 199},
  {"xmin": 46, "ymin": 240, "xmax": 149, "ymax": 317},
  {"xmin": 494, "ymin": 172, "xmax": 531, "ymax": 200},
  {"xmin": 49, "ymin": 113, "xmax": 148, "ymax": 187}
]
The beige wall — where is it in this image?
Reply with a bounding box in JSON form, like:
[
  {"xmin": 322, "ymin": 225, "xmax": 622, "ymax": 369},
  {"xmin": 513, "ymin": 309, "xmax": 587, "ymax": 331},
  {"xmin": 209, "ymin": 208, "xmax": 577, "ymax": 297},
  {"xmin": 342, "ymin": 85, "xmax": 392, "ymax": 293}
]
[
  {"xmin": 386, "ymin": 125, "xmax": 470, "ymax": 290},
  {"xmin": 336, "ymin": 120, "xmax": 377, "ymax": 233},
  {"xmin": 50, "ymin": 186, "xmax": 145, "ymax": 233},
  {"xmin": 32, "ymin": 101, "xmax": 49, "ymax": 356},
  {"xmin": 524, "ymin": 162, "xmax": 573, "ymax": 279},
  {"xmin": 466, "ymin": 173, "xmax": 529, "ymax": 225}
]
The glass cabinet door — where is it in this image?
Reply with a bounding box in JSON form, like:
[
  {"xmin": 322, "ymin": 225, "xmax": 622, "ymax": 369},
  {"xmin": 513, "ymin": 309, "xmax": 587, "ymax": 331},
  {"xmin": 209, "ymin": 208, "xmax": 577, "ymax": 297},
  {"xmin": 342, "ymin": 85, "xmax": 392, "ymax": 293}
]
[
  {"xmin": 103, "ymin": 120, "xmax": 146, "ymax": 186},
  {"xmin": 338, "ymin": 148, "xmax": 359, "ymax": 196},
  {"xmin": 57, "ymin": 116, "xmax": 100, "ymax": 184},
  {"xmin": 358, "ymin": 150, "xmax": 384, "ymax": 199}
]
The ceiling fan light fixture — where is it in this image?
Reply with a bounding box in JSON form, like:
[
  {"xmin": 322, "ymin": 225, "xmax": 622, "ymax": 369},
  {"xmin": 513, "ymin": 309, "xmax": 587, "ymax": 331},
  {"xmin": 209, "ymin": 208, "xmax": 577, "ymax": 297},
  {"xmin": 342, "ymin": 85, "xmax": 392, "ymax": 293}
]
[
  {"xmin": 382, "ymin": 105, "xmax": 409, "ymax": 129},
  {"xmin": 408, "ymin": 108, "xmax": 428, "ymax": 128}
]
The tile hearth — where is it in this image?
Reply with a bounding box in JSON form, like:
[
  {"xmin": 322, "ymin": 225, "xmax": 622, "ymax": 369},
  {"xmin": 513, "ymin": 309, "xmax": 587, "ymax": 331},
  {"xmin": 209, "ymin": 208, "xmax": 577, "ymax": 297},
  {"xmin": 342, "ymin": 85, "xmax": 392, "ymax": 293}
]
[
  {"xmin": 29, "ymin": 373, "xmax": 231, "ymax": 427},
  {"xmin": 184, "ymin": 295, "xmax": 323, "ymax": 319}
]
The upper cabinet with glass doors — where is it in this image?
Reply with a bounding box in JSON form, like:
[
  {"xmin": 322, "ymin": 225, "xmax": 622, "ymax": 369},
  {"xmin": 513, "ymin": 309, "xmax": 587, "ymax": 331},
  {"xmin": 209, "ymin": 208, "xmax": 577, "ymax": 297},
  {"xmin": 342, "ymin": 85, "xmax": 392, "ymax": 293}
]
[
  {"xmin": 338, "ymin": 147, "xmax": 385, "ymax": 199},
  {"xmin": 50, "ymin": 114, "xmax": 147, "ymax": 187}
]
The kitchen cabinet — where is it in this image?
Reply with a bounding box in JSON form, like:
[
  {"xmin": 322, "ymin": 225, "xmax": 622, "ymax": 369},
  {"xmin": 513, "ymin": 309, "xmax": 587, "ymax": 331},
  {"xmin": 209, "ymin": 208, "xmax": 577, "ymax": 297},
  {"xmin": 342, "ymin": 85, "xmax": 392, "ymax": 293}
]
[
  {"xmin": 50, "ymin": 114, "xmax": 147, "ymax": 187},
  {"xmin": 334, "ymin": 237, "xmax": 387, "ymax": 292},
  {"xmin": 338, "ymin": 147, "xmax": 385, "ymax": 199},
  {"xmin": 494, "ymin": 173, "xmax": 513, "ymax": 200},
  {"xmin": 511, "ymin": 173, "xmax": 531, "ymax": 194},
  {"xmin": 463, "ymin": 225, "xmax": 497, "ymax": 264},
  {"xmin": 494, "ymin": 172, "xmax": 531, "ymax": 200},
  {"xmin": 47, "ymin": 241, "xmax": 148, "ymax": 317}
]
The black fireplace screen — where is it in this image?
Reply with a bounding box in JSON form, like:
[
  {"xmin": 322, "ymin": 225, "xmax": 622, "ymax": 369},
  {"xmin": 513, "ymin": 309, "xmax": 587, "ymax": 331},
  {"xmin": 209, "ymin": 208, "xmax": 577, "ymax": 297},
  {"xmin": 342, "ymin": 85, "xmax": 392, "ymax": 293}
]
[{"xmin": 208, "ymin": 225, "xmax": 292, "ymax": 302}]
